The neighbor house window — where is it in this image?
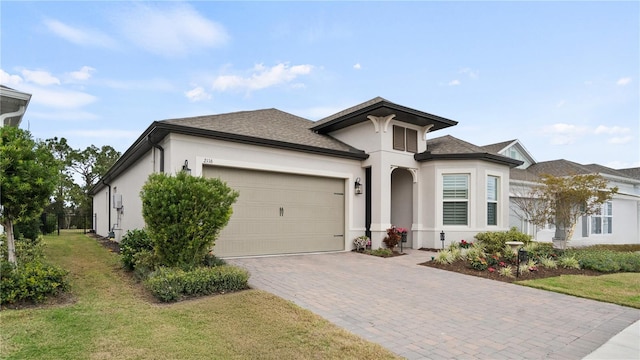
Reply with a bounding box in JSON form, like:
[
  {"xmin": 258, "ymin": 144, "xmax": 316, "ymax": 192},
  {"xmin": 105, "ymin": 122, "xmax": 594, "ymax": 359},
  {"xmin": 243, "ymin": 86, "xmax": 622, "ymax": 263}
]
[
  {"xmin": 591, "ymin": 201, "xmax": 612, "ymax": 234},
  {"xmin": 487, "ymin": 176, "xmax": 498, "ymax": 226},
  {"xmin": 393, "ymin": 125, "xmax": 418, "ymax": 153},
  {"xmin": 443, "ymin": 174, "xmax": 469, "ymax": 225}
]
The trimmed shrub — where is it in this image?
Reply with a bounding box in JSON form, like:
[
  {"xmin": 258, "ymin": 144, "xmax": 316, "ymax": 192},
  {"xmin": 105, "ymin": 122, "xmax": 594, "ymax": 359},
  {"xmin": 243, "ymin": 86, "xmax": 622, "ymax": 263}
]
[
  {"xmin": 474, "ymin": 227, "xmax": 532, "ymax": 255},
  {"xmin": 567, "ymin": 249, "xmax": 640, "ymax": 273},
  {"xmin": 140, "ymin": 172, "xmax": 238, "ymax": 268},
  {"xmin": 203, "ymin": 252, "xmax": 226, "ymax": 267},
  {"xmin": 144, "ymin": 265, "xmax": 250, "ymax": 303},
  {"xmin": 120, "ymin": 229, "xmax": 154, "ymax": 271},
  {"xmin": 365, "ymin": 248, "xmax": 393, "ymax": 257},
  {"xmin": 0, "ymin": 260, "xmax": 69, "ymax": 305}
]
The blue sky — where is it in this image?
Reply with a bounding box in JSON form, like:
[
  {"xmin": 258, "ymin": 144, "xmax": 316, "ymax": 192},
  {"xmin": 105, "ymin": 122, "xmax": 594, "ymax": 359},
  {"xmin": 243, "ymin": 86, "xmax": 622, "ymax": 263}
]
[{"xmin": 2, "ymin": 1, "xmax": 638, "ymax": 169}]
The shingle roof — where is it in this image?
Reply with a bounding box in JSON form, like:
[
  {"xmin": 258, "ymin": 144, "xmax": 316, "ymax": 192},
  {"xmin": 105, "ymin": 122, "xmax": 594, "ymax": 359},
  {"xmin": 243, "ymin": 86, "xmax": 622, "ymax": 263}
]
[
  {"xmin": 161, "ymin": 108, "xmax": 363, "ymax": 154},
  {"xmin": 509, "ymin": 160, "xmax": 640, "ymax": 182},
  {"xmin": 617, "ymin": 167, "xmax": 640, "ymax": 180},
  {"xmin": 428, "ymin": 135, "xmax": 494, "ymax": 154},
  {"xmin": 480, "ymin": 140, "xmax": 516, "ymax": 154},
  {"xmin": 311, "ymin": 96, "xmax": 458, "ymax": 133}
]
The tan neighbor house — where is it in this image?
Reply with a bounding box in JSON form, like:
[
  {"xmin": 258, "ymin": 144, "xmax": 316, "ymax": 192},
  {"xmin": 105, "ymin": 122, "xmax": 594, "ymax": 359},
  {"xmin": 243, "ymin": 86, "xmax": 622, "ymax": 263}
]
[{"xmin": 90, "ymin": 97, "xmax": 639, "ymax": 257}]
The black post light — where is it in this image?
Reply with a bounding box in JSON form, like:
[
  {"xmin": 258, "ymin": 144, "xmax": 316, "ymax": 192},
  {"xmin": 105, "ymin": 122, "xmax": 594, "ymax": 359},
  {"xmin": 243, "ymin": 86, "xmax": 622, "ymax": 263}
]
[
  {"xmin": 516, "ymin": 247, "xmax": 528, "ymax": 278},
  {"xmin": 440, "ymin": 230, "xmax": 445, "ymax": 249},
  {"xmin": 182, "ymin": 160, "xmax": 191, "ymax": 175},
  {"xmin": 354, "ymin": 177, "xmax": 363, "ymax": 195}
]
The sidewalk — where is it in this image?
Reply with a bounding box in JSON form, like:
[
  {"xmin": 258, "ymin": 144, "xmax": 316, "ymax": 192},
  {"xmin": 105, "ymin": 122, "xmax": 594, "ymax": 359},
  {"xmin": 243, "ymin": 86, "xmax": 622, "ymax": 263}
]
[{"xmin": 583, "ymin": 319, "xmax": 640, "ymax": 360}]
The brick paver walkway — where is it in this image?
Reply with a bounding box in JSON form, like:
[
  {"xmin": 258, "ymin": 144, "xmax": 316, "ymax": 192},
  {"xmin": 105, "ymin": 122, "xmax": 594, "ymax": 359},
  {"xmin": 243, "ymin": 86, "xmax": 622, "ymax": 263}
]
[{"xmin": 229, "ymin": 250, "xmax": 640, "ymax": 360}]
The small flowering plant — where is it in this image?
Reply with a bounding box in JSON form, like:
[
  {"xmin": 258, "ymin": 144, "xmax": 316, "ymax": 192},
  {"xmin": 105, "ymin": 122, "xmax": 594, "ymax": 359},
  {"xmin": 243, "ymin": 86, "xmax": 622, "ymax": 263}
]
[
  {"xmin": 459, "ymin": 239, "xmax": 472, "ymax": 249},
  {"xmin": 396, "ymin": 227, "xmax": 408, "ymax": 234}
]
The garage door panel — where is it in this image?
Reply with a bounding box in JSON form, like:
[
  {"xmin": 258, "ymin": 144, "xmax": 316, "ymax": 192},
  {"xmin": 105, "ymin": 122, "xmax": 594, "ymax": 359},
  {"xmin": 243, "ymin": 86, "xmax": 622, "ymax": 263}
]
[{"xmin": 204, "ymin": 166, "xmax": 345, "ymax": 257}]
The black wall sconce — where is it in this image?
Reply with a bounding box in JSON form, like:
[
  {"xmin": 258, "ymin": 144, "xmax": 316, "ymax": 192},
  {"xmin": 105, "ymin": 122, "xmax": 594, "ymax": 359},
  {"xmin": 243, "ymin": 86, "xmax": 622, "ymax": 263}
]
[
  {"xmin": 440, "ymin": 230, "xmax": 445, "ymax": 249},
  {"xmin": 182, "ymin": 160, "xmax": 191, "ymax": 175},
  {"xmin": 354, "ymin": 177, "xmax": 363, "ymax": 195}
]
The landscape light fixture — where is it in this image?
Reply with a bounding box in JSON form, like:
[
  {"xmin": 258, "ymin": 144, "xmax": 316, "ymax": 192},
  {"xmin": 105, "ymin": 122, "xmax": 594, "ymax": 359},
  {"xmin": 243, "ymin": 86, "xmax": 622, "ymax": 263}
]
[
  {"xmin": 182, "ymin": 160, "xmax": 191, "ymax": 175},
  {"xmin": 440, "ymin": 230, "xmax": 445, "ymax": 249},
  {"xmin": 354, "ymin": 177, "xmax": 363, "ymax": 195}
]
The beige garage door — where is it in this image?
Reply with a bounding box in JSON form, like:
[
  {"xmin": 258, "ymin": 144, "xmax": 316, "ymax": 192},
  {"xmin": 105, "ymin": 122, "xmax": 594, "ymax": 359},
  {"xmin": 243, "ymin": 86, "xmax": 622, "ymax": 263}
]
[{"xmin": 203, "ymin": 166, "xmax": 345, "ymax": 257}]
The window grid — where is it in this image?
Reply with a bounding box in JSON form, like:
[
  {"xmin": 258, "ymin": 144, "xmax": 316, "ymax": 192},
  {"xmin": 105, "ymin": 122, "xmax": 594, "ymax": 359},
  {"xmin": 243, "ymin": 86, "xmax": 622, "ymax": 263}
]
[{"xmin": 591, "ymin": 201, "xmax": 612, "ymax": 235}]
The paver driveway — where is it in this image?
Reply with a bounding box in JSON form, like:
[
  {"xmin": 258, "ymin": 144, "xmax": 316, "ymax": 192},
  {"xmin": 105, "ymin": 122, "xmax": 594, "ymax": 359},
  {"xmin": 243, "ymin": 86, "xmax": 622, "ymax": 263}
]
[{"xmin": 229, "ymin": 250, "xmax": 640, "ymax": 360}]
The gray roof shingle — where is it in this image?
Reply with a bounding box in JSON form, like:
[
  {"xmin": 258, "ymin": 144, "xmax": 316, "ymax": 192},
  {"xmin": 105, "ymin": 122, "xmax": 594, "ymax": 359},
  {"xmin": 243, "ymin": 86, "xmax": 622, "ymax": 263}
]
[
  {"xmin": 161, "ymin": 108, "xmax": 362, "ymax": 154},
  {"xmin": 617, "ymin": 167, "xmax": 640, "ymax": 180}
]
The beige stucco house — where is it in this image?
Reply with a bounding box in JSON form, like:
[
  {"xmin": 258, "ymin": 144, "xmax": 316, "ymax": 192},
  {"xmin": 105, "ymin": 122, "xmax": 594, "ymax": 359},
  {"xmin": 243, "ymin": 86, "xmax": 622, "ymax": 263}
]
[{"xmin": 91, "ymin": 97, "xmax": 524, "ymax": 257}]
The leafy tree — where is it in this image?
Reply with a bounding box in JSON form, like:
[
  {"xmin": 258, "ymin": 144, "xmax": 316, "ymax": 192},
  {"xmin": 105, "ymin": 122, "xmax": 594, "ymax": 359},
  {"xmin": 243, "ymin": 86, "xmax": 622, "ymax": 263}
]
[
  {"xmin": 140, "ymin": 172, "xmax": 238, "ymax": 268},
  {"xmin": 44, "ymin": 137, "xmax": 74, "ymax": 234},
  {"xmin": 68, "ymin": 144, "xmax": 120, "ymax": 229},
  {"xmin": 0, "ymin": 127, "xmax": 58, "ymax": 264},
  {"xmin": 526, "ymin": 174, "xmax": 618, "ymax": 249}
]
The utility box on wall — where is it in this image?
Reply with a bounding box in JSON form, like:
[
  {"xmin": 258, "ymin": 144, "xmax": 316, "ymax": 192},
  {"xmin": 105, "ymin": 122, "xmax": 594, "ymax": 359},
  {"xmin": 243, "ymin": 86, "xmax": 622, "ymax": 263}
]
[{"xmin": 112, "ymin": 194, "xmax": 123, "ymax": 209}]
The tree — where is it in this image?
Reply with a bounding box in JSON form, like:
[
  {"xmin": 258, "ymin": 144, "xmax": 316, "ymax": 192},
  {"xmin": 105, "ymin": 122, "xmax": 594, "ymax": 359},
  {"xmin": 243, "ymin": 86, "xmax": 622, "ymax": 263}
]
[
  {"xmin": 0, "ymin": 127, "xmax": 58, "ymax": 264},
  {"xmin": 524, "ymin": 174, "xmax": 618, "ymax": 249},
  {"xmin": 140, "ymin": 172, "xmax": 238, "ymax": 268},
  {"xmin": 68, "ymin": 144, "xmax": 120, "ymax": 230},
  {"xmin": 44, "ymin": 137, "xmax": 74, "ymax": 234}
]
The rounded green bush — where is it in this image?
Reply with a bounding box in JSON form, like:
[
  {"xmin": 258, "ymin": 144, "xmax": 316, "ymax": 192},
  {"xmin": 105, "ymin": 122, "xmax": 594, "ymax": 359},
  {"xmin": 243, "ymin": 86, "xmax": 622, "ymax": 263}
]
[{"xmin": 120, "ymin": 229, "xmax": 153, "ymax": 271}]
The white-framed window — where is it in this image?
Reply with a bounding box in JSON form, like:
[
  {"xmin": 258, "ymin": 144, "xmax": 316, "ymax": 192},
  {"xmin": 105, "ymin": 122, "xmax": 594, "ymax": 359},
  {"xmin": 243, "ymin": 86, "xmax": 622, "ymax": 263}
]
[
  {"xmin": 591, "ymin": 201, "xmax": 612, "ymax": 235},
  {"xmin": 487, "ymin": 176, "xmax": 499, "ymax": 226},
  {"xmin": 443, "ymin": 174, "xmax": 469, "ymax": 225}
]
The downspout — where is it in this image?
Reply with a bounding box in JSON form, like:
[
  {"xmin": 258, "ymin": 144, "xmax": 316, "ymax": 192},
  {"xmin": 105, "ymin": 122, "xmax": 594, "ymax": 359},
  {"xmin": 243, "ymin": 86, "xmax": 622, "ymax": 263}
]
[
  {"xmin": 103, "ymin": 180, "xmax": 111, "ymax": 235},
  {"xmin": 147, "ymin": 135, "xmax": 164, "ymax": 173},
  {"xmin": 0, "ymin": 105, "xmax": 26, "ymax": 125}
]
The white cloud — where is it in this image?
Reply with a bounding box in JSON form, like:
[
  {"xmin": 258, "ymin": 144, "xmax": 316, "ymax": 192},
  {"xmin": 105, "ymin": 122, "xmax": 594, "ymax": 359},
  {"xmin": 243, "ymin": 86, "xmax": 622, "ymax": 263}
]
[
  {"xmin": 212, "ymin": 63, "xmax": 314, "ymax": 92},
  {"xmin": 185, "ymin": 86, "xmax": 211, "ymax": 102},
  {"xmin": 608, "ymin": 136, "xmax": 633, "ymax": 144},
  {"xmin": 0, "ymin": 69, "xmax": 23, "ymax": 86},
  {"xmin": 593, "ymin": 125, "xmax": 630, "ymax": 135},
  {"xmin": 616, "ymin": 77, "xmax": 631, "ymax": 86},
  {"xmin": 542, "ymin": 123, "xmax": 589, "ymax": 145},
  {"xmin": 353, "ymin": 63, "xmax": 361, "ymax": 70},
  {"xmin": 44, "ymin": 19, "xmax": 117, "ymax": 48},
  {"xmin": 115, "ymin": 3, "xmax": 228, "ymax": 57},
  {"xmin": 30, "ymin": 87, "xmax": 96, "ymax": 109},
  {"xmin": 67, "ymin": 66, "xmax": 95, "ymax": 81},
  {"xmin": 21, "ymin": 69, "xmax": 60, "ymax": 86},
  {"xmin": 448, "ymin": 79, "xmax": 460, "ymax": 86},
  {"xmin": 459, "ymin": 67, "xmax": 479, "ymax": 79}
]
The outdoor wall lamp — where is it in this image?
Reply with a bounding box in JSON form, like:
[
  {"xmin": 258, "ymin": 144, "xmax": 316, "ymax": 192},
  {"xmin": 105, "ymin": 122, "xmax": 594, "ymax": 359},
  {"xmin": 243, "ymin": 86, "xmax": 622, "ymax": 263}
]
[
  {"xmin": 182, "ymin": 160, "xmax": 191, "ymax": 175},
  {"xmin": 354, "ymin": 177, "xmax": 363, "ymax": 195},
  {"xmin": 440, "ymin": 230, "xmax": 445, "ymax": 249}
]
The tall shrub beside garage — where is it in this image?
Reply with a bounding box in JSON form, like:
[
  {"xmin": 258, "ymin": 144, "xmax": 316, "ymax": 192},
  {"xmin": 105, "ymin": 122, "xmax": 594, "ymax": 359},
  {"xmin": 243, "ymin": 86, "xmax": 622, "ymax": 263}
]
[{"xmin": 140, "ymin": 172, "xmax": 238, "ymax": 268}]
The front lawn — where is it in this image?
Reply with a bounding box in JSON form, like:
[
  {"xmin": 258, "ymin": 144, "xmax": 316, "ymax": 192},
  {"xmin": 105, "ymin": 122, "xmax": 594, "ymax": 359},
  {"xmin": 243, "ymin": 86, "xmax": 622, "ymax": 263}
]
[{"xmin": 0, "ymin": 231, "xmax": 399, "ymax": 360}]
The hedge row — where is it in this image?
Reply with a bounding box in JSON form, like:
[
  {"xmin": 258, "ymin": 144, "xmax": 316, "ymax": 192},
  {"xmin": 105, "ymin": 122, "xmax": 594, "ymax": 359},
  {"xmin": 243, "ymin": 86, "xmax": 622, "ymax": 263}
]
[{"xmin": 144, "ymin": 265, "xmax": 249, "ymax": 302}]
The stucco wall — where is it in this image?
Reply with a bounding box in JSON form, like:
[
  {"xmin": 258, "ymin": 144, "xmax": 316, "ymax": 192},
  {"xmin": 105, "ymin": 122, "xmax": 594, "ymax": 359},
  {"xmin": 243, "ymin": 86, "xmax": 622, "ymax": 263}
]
[{"xmin": 418, "ymin": 160, "xmax": 513, "ymax": 249}]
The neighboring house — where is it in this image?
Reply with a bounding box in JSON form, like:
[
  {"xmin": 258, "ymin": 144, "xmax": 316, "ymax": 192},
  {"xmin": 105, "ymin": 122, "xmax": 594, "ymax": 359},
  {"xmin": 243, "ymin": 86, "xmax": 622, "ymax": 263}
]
[
  {"xmin": 484, "ymin": 140, "xmax": 640, "ymax": 246},
  {"xmin": 90, "ymin": 97, "xmax": 523, "ymax": 257},
  {"xmin": 0, "ymin": 85, "xmax": 31, "ymax": 127}
]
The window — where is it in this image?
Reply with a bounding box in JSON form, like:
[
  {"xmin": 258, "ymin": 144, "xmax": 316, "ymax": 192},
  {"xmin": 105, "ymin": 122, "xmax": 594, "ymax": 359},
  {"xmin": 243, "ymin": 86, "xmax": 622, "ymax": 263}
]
[
  {"xmin": 443, "ymin": 174, "xmax": 468, "ymax": 225},
  {"xmin": 487, "ymin": 176, "xmax": 498, "ymax": 226},
  {"xmin": 393, "ymin": 125, "xmax": 418, "ymax": 153},
  {"xmin": 591, "ymin": 201, "xmax": 612, "ymax": 234}
]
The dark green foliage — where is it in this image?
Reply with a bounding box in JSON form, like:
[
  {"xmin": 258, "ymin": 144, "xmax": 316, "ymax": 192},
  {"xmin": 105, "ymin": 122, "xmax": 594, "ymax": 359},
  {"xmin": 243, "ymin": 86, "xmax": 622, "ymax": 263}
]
[
  {"xmin": 120, "ymin": 229, "xmax": 154, "ymax": 271},
  {"xmin": 567, "ymin": 249, "xmax": 640, "ymax": 273},
  {"xmin": 526, "ymin": 242, "xmax": 557, "ymax": 260},
  {"xmin": 1, "ymin": 127, "xmax": 58, "ymax": 264},
  {"xmin": 144, "ymin": 265, "xmax": 249, "ymax": 302},
  {"xmin": 469, "ymin": 257, "xmax": 489, "ymax": 271},
  {"xmin": 140, "ymin": 172, "xmax": 238, "ymax": 268},
  {"xmin": 203, "ymin": 252, "xmax": 226, "ymax": 267},
  {"xmin": 474, "ymin": 227, "xmax": 532, "ymax": 255},
  {"xmin": 14, "ymin": 217, "xmax": 41, "ymax": 241},
  {"xmin": 364, "ymin": 248, "xmax": 393, "ymax": 257},
  {"xmin": 132, "ymin": 250, "xmax": 158, "ymax": 280},
  {"xmin": 0, "ymin": 260, "xmax": 70, "ymax": 304}
]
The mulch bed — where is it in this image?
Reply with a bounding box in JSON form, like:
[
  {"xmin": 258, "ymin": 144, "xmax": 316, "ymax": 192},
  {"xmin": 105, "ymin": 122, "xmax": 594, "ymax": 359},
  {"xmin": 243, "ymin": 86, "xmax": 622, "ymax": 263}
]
[{"xmin": 89, "ymin": 233, "xmax": 121, "ymax": 254}]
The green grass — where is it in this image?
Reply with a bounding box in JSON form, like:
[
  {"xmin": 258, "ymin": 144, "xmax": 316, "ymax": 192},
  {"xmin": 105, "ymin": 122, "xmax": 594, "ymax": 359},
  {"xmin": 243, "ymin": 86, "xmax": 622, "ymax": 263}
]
[
  {"xmin": 0, "ymin": 231, "xmax": 399, "ymax": 360},
  {"xmin": 518, "ymin": 273, "xmax": 640, "ymax": 309}
]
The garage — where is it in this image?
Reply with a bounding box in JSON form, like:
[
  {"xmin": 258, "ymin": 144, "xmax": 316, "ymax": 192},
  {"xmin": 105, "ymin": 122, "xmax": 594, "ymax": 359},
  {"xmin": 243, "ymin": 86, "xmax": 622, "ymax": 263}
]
[{"xmin": 203, "ymin": 166, "xmax": 345, "ymax": 257}]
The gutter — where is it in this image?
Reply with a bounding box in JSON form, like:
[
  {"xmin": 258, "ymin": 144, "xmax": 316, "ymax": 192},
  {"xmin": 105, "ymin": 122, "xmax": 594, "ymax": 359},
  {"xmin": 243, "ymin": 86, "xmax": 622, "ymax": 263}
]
[
  {"xmin": 0, "ymin": 105, "xmax": 26, "ymax": 126},
  {"xmin": 148, "ymin": 135, "xmax": 164, "ymax": 173},
  {"xmin": 102, "ymin": 180, "xmax": 112, "ymax": 235}
]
